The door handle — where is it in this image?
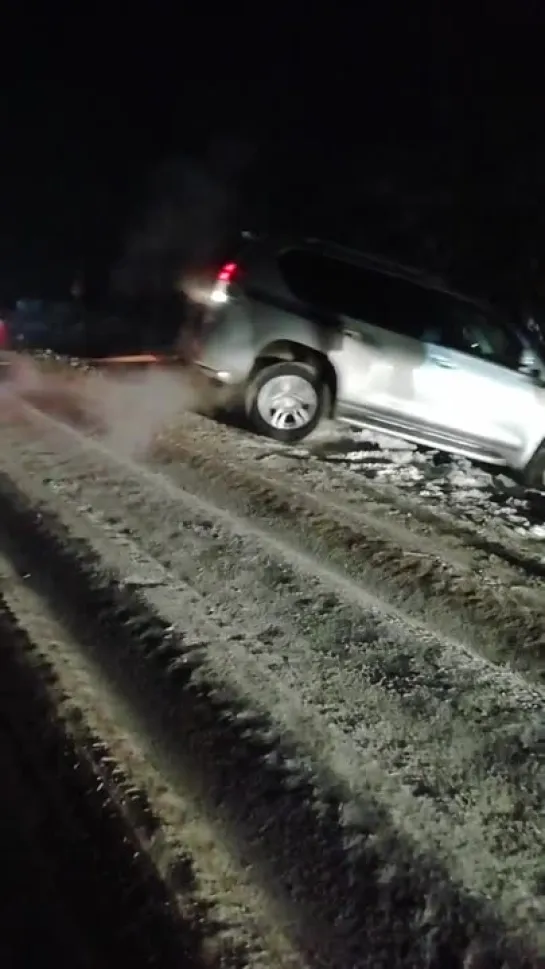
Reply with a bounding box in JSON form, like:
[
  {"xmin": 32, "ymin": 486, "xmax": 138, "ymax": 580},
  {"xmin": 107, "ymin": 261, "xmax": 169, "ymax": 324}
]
[
  {"xmin": 430, "ymin": 355, "xmax": 457, "ymax": 369},
  {"xmin": 343, "ymin": 328, "xmax": 362, "ymax": 340}
]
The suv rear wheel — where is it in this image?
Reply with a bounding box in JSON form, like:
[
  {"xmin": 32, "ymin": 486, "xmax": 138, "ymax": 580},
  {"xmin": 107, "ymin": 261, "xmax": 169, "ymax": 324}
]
[{"xmin": 245, "ymin": 361, "xmax": 325, "ymax": 442}]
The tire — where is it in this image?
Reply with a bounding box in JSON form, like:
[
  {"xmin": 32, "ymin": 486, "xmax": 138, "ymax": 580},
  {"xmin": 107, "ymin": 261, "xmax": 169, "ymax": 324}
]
[
  {"xmin": 522, "ymin": 442, "xmax": 545, "ymax": 490},
  {"xmin": 245, "ymin": 360, "xmax": 326, "ymax": 443}
]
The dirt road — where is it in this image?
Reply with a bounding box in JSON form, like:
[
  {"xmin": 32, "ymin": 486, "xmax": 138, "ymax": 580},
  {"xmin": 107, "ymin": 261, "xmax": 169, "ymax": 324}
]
[{"xmin": 0, "ymin": 385, "xmax": 543, "ymax": 967}]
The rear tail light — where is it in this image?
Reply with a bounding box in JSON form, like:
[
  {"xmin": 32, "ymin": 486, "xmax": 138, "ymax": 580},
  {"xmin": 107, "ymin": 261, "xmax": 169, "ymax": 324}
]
[
  {"xmin": 210, "ymin": 261, "xmax": 239, "ymax": 304},
  {"xmin": 217, "ymin": 262, "xmax": 237, "ymax": 283}
]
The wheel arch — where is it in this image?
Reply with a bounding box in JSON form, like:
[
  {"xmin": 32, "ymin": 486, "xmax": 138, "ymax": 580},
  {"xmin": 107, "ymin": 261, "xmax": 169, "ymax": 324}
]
[{"xmin": 521, "ymin": 435, "xmax": 545, "ymax": 489}]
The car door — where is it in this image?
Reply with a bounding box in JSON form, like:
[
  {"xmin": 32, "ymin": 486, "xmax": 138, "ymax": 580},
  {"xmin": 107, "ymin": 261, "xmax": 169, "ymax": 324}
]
[
  {"xmin": 330, "ymin": 313, "xmax": 401, "ymax": 413},
  {"xmin": 414, "ymin": 299, "xmax": 540, "ymax": 455},
  {"xmin": 276, "ymin": 249, "xmax": 403, "ymax": 413},
  {"xmin": 327, "ymin": 266, "xmax": 454, "ymax": 428},
  {"xmin": 296, "ymin": 256, "xmax": 430, "ymax": 418}
]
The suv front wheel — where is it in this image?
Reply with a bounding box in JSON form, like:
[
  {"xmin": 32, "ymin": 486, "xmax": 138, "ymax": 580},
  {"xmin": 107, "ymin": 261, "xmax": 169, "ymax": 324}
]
[{"xmin": 245, "ymin": 361, "xmax": 325, "ymax": 443}]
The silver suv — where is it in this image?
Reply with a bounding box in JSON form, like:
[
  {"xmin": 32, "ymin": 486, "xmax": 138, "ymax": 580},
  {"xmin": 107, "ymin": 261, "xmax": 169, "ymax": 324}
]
[{"xmin": 189, "ymin": 236, "xmax": 545, "ymax": 487}]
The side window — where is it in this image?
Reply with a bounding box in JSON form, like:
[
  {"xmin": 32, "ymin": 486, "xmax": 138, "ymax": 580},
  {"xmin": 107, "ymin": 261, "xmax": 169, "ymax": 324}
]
[
  {"xmin": 277, "ymin": 250, "xmax": 338, "ymax": 308},
  {"xmin": 436, "ymin": 300, "xmax": 523, "ymax": 370},
  {"xmin": 277, "ymin": 249, "xmax": 435, "ymax": 341}
]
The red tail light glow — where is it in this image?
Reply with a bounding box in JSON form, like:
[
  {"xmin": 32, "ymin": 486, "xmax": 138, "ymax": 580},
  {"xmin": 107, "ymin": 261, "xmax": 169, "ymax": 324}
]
[
  {"xmin": 217, "ymin": 262, "xmax": 238, "ymax": 283},
  {"xmin": 210, "ymin": 262, "xmax": 239, "ymax": 304}
]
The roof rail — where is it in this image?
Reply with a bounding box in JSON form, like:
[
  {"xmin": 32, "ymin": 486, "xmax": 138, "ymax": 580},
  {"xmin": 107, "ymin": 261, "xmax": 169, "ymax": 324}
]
[
  {"xmin": 302, "ymin": 237, "xmax": 470, "ymax": 297},
  {"xmin": 304, "ymin": 237, "xmax": 429, "ymax": 279}
]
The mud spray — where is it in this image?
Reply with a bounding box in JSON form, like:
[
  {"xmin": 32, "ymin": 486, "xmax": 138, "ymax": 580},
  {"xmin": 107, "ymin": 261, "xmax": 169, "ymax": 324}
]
[
  {"xmin": 5, "ymin": 355, "xmax": 222, "ymax": 459},
  {"xmin": 1, "ymin": 140, "xmax": 255, "ymax": 451}
]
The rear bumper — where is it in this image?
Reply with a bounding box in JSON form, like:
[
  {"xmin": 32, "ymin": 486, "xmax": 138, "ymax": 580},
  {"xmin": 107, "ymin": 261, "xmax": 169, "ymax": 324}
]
[
  {"xmin": 191, "ymin": 363, "xmax": 244, "ymax": 411},
  {"xmin": 194, "ymin": 363, "xmax": 237, "ymax": 385}
]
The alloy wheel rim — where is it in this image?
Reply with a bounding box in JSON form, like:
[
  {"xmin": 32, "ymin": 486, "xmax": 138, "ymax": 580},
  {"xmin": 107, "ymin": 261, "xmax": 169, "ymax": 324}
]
[{"xmin": 256, "ymin": 374, "xmax": 318, "ymax": 430}]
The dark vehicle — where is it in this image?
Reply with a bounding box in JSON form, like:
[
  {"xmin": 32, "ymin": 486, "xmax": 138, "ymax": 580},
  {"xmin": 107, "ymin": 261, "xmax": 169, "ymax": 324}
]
[
  {"xmin": 5, "ymin": 299, "xmax": 87, "ymax": 356},
  {"xmin": 187, "ymin": 234, "xmax": 545, "ymax": 487},
  {"xmin": 84, "ymin": 294, "xmax": 185, "ymax": 359},
  {"xmin": 3, "ymin": 294, "xmax": 185, "ymax": 362}
]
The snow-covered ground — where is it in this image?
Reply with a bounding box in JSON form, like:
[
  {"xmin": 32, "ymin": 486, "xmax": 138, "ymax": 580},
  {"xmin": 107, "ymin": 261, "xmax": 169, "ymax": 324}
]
[
  {"xmin": 313, "ymin": 425, "xmax": 545, "ymax": 539},
  {"xmin": 240, "ymin": 421, "xmax": 545, "ymax": 544}
]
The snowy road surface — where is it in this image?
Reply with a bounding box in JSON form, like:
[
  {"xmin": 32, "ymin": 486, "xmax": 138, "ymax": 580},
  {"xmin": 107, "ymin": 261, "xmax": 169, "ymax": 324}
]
[{"xmin": 0, "ymin": 379, "xmax": 543, "ymax": 968}]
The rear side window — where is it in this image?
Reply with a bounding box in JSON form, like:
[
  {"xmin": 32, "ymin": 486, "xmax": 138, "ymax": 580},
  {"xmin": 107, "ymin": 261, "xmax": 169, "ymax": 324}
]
[{"xmin": 278, "ymin": 248, "xmax": 441, "ymax": 341}]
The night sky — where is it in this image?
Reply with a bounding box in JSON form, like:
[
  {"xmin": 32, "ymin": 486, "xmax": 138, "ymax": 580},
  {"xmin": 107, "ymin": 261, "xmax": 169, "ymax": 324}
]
[{"xmin": 2, "ymin": 2, "xmax": 545, "ymax": 303}]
